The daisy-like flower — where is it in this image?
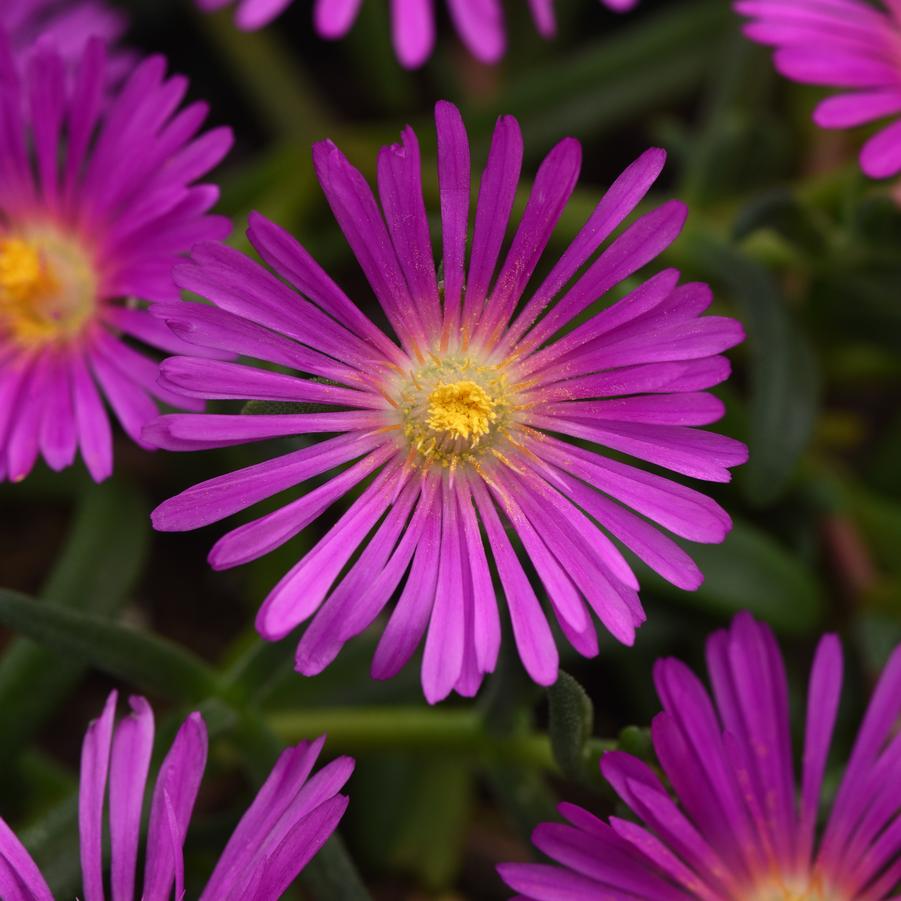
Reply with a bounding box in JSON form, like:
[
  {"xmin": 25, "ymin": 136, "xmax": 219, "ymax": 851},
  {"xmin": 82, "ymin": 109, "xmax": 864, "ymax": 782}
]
[
  {"xmin": 2, "ymin": 0, "xmax": 127, "ymax": 72},
  {"xmin": 499, "ymin": 612, "xmax": 901, "ymax": 900},
  {"xmin": 0, "ymin": 35, "xmax": 232, "ymax": 483},
  {"xmin": 147, "ymin": 101, "xmax": 746, "ymax": 704},
  {"xmin": 736, "ymin": 0, "xmax": 901, "ymax": 179},
  {"xmin": 197, "ymin": 0, "xmax": 639, "ymax": 67},
  {"xmin": 0, "ymin": 691, "xmax": 354, "ymax": 900}
]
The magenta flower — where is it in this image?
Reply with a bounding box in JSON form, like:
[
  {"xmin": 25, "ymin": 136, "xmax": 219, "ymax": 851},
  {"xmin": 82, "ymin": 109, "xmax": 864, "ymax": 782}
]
[
  {"xmin": 499, "ymin": 612, "xmax": 901, "ymax": 900},
  {"xmin": 197, "ymin": 0, "xmax": 639, "ymax": 67},
  {"xmin": 147, "ymin": 101, "xmax": 746, "ymax": 703},
  {"xmin": 1, "ymin": 0, "xmax": 126, "ymax": 72},
  {"xmin": 0, "ymin": 691, "xmax": 353, "ymax": 900},
  {"xmin": 736, "ymin": 0, "xmax": 901, "ymax": 179},
  {"xmin": 0, "ymin": 36, "xmax": 232, "ymax": 483}
]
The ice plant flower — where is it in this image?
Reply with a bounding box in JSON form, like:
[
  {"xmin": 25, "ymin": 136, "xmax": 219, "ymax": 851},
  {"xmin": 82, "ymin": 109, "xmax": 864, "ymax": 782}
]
[
  {"xmin": 147, "ymin": 100, "xmax": 746, "ymax": 703},
  {"xmin": 2, "ymin": 0, "xmax": 132, "ymax": 87},
  {"xmin": 2, "ymin": 0, "xmax": 127, "ymax": 72},
  {"xmin": 736, "ymin": 0, "xmax": 901, "ymax": 178},
  {"xmin": 196, "ymin": 0, "xmax": 638, "ymax": 67},
  {"xmin": 499, "ymin": 612, "xmax": 901, "ymax": 900},
  {"xmin": 0, "ymin": 35, "xmax": 232, "ymax": 482},
  {"xmin": 0, "ymin": 691, "xmax": 353, "ymax": 900}
]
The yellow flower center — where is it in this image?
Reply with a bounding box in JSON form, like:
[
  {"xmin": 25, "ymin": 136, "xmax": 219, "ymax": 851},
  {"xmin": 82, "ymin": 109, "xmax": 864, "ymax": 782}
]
[
  {"xmin": 0, "ymin": 230, "xmax": 97, "ymax": 346},
  {"xmin": 426, "ymin": 380, "xmax": 496, "ymax": 443},
  {"xmin": 395, "ymin": 354, "xmax": 514, "ymax": 469},
  {"xmin": 744, "ymin": 873, "xmax": 845, "ymax": 901}
]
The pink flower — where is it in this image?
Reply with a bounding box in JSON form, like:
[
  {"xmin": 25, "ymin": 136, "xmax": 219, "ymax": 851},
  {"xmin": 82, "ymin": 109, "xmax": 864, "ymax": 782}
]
[
  {"xmin": 500, "ymin": 612, "xmax": 901, "ymax": 899},
  {"xmin": 1, "ymin": 0, "xmax": 126, "ymax": 72},
  {"xmin": 147, "ymin": 101, "xmax": 746, "ymax": 704},
  {"xmin": 0, "ymin": 692, "xmax": 353, "ymax": 900},
  {"xmin": 736, "ymin": 0, "xmax": 901, "ymax": 178},
  {"xmin": 197, "ymin": 0, "xmax": 640, "ymax": 67},
  {"xmin": 0, "ymin": 36, "xmax": 232, "ymax": 482}
]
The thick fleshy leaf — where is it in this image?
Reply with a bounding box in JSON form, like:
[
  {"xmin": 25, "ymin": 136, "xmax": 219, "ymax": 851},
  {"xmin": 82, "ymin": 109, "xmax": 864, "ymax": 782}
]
[
  {"xmin": 691, "ymin": 237, "xmax": 818, "ymax": 505},
  {"xmin": 548, "ymin": 671, "xmax": 595, "ymax": 780},
  {"xmin": 652, "ymin": 520, "xmax": 825, "ymax": 632},
  {"xmin": 0, "ymin": 483, "xmax": 148, "ymax": 765},
  {"xmin": 0, "ymin": 590, "xmax": 220, "ymax": 703}
]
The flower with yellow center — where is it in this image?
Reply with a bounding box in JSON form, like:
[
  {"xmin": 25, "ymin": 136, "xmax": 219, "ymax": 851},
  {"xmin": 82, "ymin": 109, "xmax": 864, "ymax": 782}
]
[
  {"xmin": 501, "ymin": 614, "xmax": 901, "ymax": 901},
  {"xmin": 0, "ymin": 232, "xmax": 97, "ymax": 347},
  {"xmin": 745, "ymin": 874, "xmax": 843, "ymax": 901},
  {"xmin": 0, "ymin": 36, "xmax": 231, "ymax": 482},
  {"xmin": 147, "ymin": 102, "xmax": 748, "ymax": 706}
]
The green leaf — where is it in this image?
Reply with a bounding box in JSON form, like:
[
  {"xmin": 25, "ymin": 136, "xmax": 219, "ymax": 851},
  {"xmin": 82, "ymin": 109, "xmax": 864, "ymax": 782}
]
[
  {"xmin": 198, "ymin": 9, "xmax": 333, "ymax": 144},
  {"xmin": 691, "ymin": 234, "xmax": 819, "ymax": 505},
  {"xmin": 0, "ymin": 482, "xmax": 148, "ymax": 763},
  {"xmin": 391, "ymin": 759, "xmax": 473, "ymax": 890},
  {"xmin": 547, "ymin": 670, "xmax": 594, "ymax": 781},
  {"xmin": 300, "ymin": 834, "xmax": 372, "ymax": 901},
  {"xmin": 348, "ymin": 754, "xmax": 471, "ymax": 892},
  {"xmin": 846, "ymin": 486, "xmax": 901, "ymax": 576},
  {"xmin": 467, "ymin": 0, "xmax": 730, "ymax": 159},
  {"xmin": 242, "ymin": 399, "xmax": 323, "ymax": 415},
  {"xmin": 485, "ymin": 764, "xmax": 559, "ymax": 844},
  {"xmin": 670, "ymin": 519, "xmax": 825, "ymax": 631},
  {"xmin": 616, "ymin": 726, "xmax": 654, "ymax": 763},
  {"xmin": 0, "ymin": 590, "xmax": 219, "ymax": 703},
  {"xmin": 733, "ymin": 189, "xmax": 828, "ymax": 255},
  {"xmin": 19, "ymin": 794, "xmax": 81, "ymax": 897}
]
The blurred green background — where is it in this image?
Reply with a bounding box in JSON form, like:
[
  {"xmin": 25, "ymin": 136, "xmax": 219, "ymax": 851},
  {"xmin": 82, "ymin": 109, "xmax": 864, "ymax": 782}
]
[{"xmin": 2, "ymin": 0, "xmax": 901, "ymax": 897}]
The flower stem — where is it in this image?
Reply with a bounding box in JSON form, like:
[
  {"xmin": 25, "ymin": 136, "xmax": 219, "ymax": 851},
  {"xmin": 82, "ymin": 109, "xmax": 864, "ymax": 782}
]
[{"xmin": 268, "ymin": 706, "xmax": 560, "ymax": 771}]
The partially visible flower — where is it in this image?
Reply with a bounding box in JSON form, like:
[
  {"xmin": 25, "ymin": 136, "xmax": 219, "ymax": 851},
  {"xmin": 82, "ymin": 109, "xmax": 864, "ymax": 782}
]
[
  {"xmin": 147, "ymin": 100, "xmax": 745, "ymax": 703},
  {"xmin": 736, "ymin": 0, "xmax": 901, "ymax": 179},
  {"xmin": 499, "ymin": 612, "xmax": 901, "ymax": 900},
  {"xmin": 529, "ymin": 0, "xmax": 640, "ymax": 39},
  {"xmin": 0, "ymin": 692, "xmax": 353, "ymax": 900},
  {"xmin": 2, "ymin": 0, "xmax": 127, "ymax": 73},
  {"xmin": 0, "ymin": 35, "xmax": 232, "ymax": 482},
  {"xmin": 197, "ymin": 0, "xmax": 639, "ymax": 67}
]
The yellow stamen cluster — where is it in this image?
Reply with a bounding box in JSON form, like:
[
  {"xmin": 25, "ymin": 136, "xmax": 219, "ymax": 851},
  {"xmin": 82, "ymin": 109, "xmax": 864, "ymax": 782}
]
[
  {"xmin": 0, "ymin": 231, "xmax": 96, "ymax": 346},
  {"xmin": 395, "ymin": 354, "xmax": 514, "ymax": 470},
  {"xmin": 426, "ymin": 380, "xmax": 496, "ymax": 443},
  {"xmin": 0, "ymin": 238, "xmax": 47, "ymax": 304}
]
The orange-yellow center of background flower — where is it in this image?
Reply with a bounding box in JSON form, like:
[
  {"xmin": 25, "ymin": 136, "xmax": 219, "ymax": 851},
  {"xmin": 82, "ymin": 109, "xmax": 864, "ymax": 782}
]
[
  {"xmin": 744, "ymin": 871, "xmax": 846, "ymax": 901},
  {"xmin": 0, "ymin": 230, "xmax": 97, "ymax": 346}
]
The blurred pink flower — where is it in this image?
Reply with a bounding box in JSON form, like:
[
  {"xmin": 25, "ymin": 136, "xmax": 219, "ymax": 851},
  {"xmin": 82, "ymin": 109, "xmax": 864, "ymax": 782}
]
[
  {"xmin": 500, "ymin": 612, "xmax": 901, "ymax": 899},
  {"xmin": 0, "ymin": 36, "xmax": 232, "ymax": 482},
  {"xmin": 736, "ymin": 0, "xmax": 901, "ymax": 178},
  {"xmin": 197, "ymin": 0, "xmax": 640, "ymax": 67},
  {"xmin": 0, "ymin": 692, "xmax": 353, "ymax": 900},
  {"xmin": 2, "ymin": 0, "xmax": 126, "ymax": 71}
]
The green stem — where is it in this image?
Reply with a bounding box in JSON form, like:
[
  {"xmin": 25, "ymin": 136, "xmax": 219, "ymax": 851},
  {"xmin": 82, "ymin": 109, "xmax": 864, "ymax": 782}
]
[
  {"xmin": 199, "ymin": 11, "xmax": 332, "ymax": 142},
  {"xmin": 268, "ymin": 707, "xmax": 558, "ymax": 771}
]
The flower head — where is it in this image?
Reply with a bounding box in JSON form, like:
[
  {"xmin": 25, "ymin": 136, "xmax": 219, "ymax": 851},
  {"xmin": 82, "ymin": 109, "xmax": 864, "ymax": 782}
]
[
  {"xmin": 197, "ymin": 0, "xmax": 639, "ymax": 67},
  {"xmin": 735, "ymin": 0, "xmax": 901, "ymax": 178},
  {"xmin": 499, "ymin": 612, "xmax": 901, "ymax": 900},
  {"xmin": 148, "ymin": 101, "xmax": 746, "ymax": 703},
  {"xmin": 2, "ymin": 0, "xmax": 127, "ymax": 72},
  {"xmin": 0, "ymin": 692, "xmax": 353, "ymax": 900},
  {"xmin": 0, "ymin": 35, "xmax": 232, "ymax": 482}
]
